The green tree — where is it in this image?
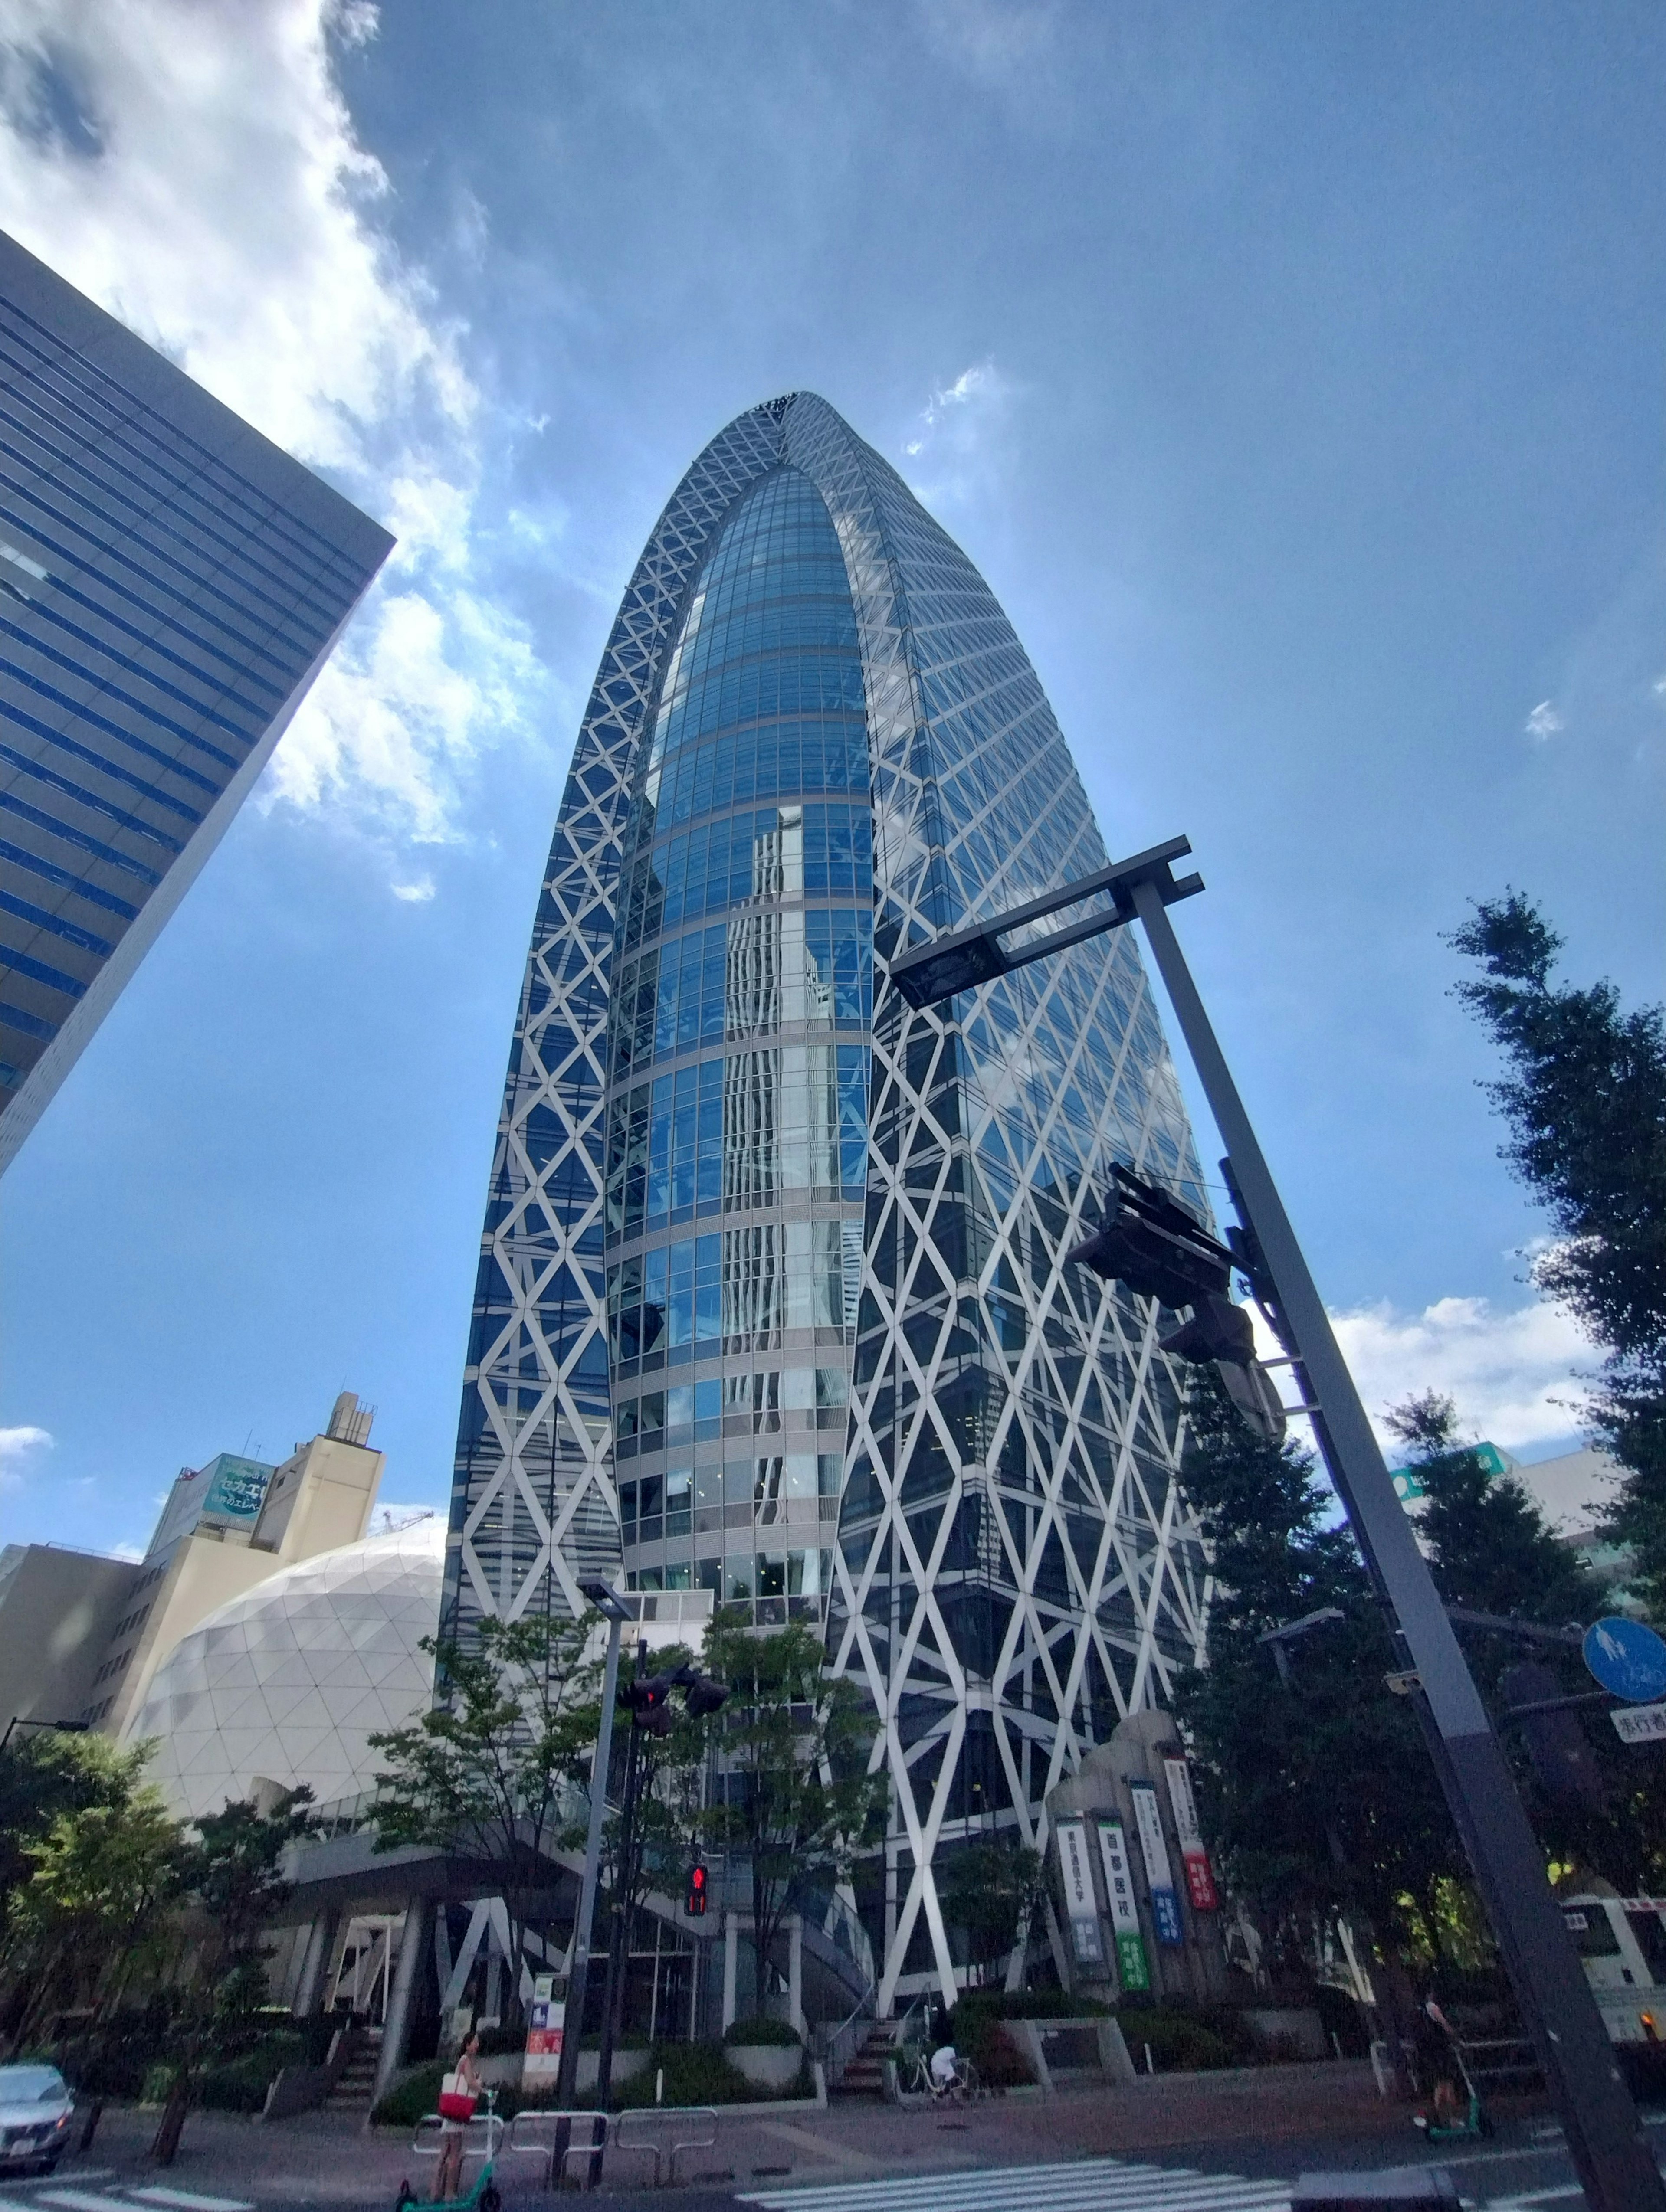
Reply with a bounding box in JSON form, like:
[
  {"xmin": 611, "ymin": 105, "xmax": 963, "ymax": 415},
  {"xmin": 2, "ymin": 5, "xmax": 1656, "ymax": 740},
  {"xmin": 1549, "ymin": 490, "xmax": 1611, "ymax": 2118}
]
[
  {"xmin": 1450, "ymin": 893, "xmax": 1666, "ymax": 1611},
  {"xmin": 699, "ymin": 1614, "xmax": 884, "ymax": 2017},
  {"xmin": 0, "ymin": 1728, "xmax": 150, "ymax": 1962},
  {"xmin": 3, "ymin": 1751, "xmax": 185, "ymax": 2050},
  {"xmin": 1388, "ymin": 1391, "xmax": 1606, "ymax": 1628},
  {"xmin": 1171, "ymin": 1373, "xmax": 1464, "ymax": 1977},
  {"xmin": 1387, "ymin": 1390, "xmax": 1666, "ymax": 1893},
  {"xmin": 368, "ymin": 1607, "xmax": 599, "ymax": 2016},
  {"xmin": 149, "ymin": 1786, "xmax": 318, "ymax": 2166},
  {"xmin": 936, "ymin": 1837, "xmax": 1043, "ymax": 1988}
]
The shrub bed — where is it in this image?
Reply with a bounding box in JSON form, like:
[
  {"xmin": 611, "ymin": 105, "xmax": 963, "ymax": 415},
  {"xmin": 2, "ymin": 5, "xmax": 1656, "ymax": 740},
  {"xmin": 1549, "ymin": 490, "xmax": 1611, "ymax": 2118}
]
[{"xmin": 722, "ymin": 2016, "xmax": 801, "ymax": 2046}]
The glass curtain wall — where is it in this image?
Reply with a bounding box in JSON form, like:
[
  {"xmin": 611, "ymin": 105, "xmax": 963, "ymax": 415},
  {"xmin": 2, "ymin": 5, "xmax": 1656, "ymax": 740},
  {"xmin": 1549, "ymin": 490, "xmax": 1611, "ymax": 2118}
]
[{"xmin": 606, "ymin": 468, "xmax": 872, "ymax": 1620}]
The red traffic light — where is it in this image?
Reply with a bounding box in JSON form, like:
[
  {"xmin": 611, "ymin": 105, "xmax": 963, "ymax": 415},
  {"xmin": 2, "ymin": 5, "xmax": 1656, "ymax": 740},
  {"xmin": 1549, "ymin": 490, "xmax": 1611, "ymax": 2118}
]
[{"xmin": 685, "ymin": 1862, "xmax": 709, "ymax": 1918}]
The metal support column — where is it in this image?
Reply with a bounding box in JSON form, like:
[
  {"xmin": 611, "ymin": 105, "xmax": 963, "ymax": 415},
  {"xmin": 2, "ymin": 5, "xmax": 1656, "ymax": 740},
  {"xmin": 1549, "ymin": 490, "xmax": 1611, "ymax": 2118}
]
[
  {"xmin": 371, "ymin": 1897, "xmax": 429, "ymax": 2113},
  {"xmin": 723, "ymin": 1911, "xmax": 738, "ymax": 2032}
]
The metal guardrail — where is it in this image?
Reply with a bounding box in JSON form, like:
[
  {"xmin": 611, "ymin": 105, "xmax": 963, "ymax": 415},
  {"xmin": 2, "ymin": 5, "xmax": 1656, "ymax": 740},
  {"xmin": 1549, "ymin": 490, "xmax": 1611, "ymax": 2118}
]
[
  {"xmin": 614, "ymin": 2105, "xmax": 720, "ymax": 2185},
  {"xmin": 409, "ymin": 2110, "xmax": 506, "ymax": 2165},
  {"xmin": 506, "ymin": 2106, "xmax": 720, "ymax": 2189},
  {"xmin": 505, "ymin": 2109, "xmax": 609, "ymax": 2188}
]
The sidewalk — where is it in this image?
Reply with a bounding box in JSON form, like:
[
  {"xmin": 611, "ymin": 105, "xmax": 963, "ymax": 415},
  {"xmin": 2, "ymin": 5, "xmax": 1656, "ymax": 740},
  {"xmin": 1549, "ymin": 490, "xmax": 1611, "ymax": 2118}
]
[{"xmin": 0, "ymin": 2062, "xmax": 1430, "ymax": 2207}]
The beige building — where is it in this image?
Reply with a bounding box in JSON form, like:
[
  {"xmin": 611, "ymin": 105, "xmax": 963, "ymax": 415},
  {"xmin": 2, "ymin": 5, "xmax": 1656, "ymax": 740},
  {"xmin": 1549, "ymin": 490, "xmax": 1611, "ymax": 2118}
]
[{"xmin": 82, "ymin": 1392, "xmax": 384, "ymax": 1732}]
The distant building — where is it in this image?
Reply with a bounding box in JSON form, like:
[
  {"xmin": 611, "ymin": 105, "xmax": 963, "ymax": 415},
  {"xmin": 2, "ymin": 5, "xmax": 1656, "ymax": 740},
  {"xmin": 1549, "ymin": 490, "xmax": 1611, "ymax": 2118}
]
[
  {"xmin": 0, "ymin": 1540, "xmax": 140, "ymax": 1734},
  {"xmin": 0, "ymin": 1391, "xmax": 386, "ymax": 1739},
  {"xmin": 0, "ymin": 229, "xmax": 393, "ymax": 1175},
  {"xmin": 85, "ymin": 1391, "xmax": 385, "ymax": 1733}
]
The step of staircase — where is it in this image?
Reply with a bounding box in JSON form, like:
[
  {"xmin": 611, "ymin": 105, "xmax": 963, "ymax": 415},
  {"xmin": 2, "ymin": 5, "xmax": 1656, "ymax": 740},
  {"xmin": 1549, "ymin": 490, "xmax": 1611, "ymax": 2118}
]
[
  {"xmin": 325, "ymin": 2032, "xmax": 381, "ymax": 2108},
  {"xmin": 832, "ymin": 2019, "xmax": 906, "ymax": 2098}
]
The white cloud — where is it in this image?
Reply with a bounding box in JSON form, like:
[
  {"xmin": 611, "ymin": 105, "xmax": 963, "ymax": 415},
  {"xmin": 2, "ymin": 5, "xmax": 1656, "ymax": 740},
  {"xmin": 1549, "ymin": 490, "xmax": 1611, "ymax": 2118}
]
[
  {"xmin": 390, "ymin": 876, "xmax": 435, "ymax": 904},
  {"xmin": 902, "ymin": 360, "xmax": 1017, "ymax": 509},
  {"xmin": 0, "ymin": 1422, "xmax": 52, "ymax": 1489},
  {"xmin": 1524, "ymin": 699, "xmax": 1563, "ymax": 742},
  {"xmin": 1259, "ymin": 1293, "xmax": 1597, "ymax": 1455},
  {"xmin": 0, "ymin": 0, "xmax": 544, "ymax": 854}
]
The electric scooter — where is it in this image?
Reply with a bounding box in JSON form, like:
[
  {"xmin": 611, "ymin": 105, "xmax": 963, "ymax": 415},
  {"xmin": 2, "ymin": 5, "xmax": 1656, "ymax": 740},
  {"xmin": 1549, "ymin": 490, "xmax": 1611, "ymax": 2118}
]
[
  {"xmin": 395, "ymin": 2087, "xmax": 503, "ymax": 2212},
  {"xmin": 1411, "ymin": 2001, "xmax": 1490, "ymax": 2143}
]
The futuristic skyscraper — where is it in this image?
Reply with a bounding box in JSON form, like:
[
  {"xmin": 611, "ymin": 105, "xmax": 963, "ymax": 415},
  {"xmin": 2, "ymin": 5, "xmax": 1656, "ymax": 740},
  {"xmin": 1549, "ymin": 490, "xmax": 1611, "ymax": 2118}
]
[{"xmin": 447, "ymin": 393, "xmax": 1211, "ymax": 2006}]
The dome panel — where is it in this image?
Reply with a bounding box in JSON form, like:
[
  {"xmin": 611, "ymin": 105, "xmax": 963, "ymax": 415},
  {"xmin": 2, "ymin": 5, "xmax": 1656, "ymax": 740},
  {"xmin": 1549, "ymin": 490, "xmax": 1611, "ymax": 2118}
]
[{"xmin": 123, "ymin": 1522, "xmax": 444, "ymax": 1819}]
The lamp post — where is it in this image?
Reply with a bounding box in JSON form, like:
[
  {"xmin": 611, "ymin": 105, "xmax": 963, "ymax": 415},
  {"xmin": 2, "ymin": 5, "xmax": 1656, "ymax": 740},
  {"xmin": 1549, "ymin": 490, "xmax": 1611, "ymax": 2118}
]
[{"xmin": 889, "ymin": 834, "xmax": 1665, "ymax": 2212}]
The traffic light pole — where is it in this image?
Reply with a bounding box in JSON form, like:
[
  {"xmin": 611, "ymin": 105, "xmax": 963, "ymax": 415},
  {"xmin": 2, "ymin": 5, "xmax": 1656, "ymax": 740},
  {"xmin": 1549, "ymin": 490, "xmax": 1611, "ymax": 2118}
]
[
  {"xmin": 1128, "ymin": 874, "xmax": 1664, "ymax": 2212},
  {"xmin": 553, "ymin": 1599, "xmax": 624, "ymax": 2126},
  {"xmin": 594, "ymin": 1639, "xmax": 647, "ymax": 2120}
]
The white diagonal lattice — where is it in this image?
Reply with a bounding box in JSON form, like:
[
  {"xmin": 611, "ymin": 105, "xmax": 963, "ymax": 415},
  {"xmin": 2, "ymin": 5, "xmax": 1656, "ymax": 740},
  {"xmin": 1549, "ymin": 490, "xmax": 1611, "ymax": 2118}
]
[{"xmin": 448, "ymin": 395, "xmax": 1211, "ymax": 2017}]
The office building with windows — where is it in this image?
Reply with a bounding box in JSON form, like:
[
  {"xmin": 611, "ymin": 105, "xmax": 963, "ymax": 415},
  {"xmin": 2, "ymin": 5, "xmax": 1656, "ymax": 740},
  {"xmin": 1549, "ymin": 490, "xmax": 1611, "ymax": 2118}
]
[
  {"xmin": 0, "ymin": 229, "xmax": 393, "ymax": 1173},
  {"xmin": 448, "ymin": 393, "xmax": 1211, "ymax": 2007}
]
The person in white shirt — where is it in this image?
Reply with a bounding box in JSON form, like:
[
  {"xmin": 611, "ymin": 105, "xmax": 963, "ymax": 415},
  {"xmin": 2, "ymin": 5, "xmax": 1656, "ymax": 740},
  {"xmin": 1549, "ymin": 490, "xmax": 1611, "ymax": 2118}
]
[{"xmin": 929, "ymin": 2043, "xmax": 960, "ymax": 2094}]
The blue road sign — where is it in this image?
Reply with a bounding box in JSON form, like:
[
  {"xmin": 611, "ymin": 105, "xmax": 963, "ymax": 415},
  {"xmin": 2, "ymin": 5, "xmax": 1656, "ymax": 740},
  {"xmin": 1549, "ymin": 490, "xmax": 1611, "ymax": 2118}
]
[{"xmin": 1582, "ymin": 1616, "xmax": 1666, "ymax": 1704}]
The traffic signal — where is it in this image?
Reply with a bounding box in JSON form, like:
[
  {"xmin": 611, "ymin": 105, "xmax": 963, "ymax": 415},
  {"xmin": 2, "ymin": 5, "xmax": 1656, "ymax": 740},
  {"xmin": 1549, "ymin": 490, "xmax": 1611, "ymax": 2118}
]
[
  {"xmin": 685, "ymin": 1862, "xmax": 709, "ymax": 1918},
  {"xmin": 674, "ymin": 1662, "xmax": 730, "ymax": 1718},
  {"xmin": 624, "ymin": 1673, "xmax": 677, "ymax": 1736}
]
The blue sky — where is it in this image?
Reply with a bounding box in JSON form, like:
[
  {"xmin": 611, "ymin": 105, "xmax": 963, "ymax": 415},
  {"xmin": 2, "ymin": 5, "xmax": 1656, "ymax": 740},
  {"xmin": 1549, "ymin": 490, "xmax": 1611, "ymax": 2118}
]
[{"xmin": 2, "ymin": 0, "xmax": 1663, "ymax": 1555}]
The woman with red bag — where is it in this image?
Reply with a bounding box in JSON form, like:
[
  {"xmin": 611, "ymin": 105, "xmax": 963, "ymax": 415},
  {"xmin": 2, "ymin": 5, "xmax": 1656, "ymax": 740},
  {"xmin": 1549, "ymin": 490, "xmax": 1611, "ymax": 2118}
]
[{"xmin": 433, "ymin": 2033, "xmax": 482, "ymax": 2202}]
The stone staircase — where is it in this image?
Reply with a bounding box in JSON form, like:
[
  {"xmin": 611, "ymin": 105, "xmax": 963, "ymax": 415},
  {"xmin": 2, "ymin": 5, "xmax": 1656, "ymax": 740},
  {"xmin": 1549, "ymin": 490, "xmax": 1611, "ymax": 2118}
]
[
  {"xmin": 325, "ymin": 2027, "xmax": 380, "ymax": 2112},
  {"xmin": 832, "ymin": 2017, "xmax": 908, "ymax": 2099}
]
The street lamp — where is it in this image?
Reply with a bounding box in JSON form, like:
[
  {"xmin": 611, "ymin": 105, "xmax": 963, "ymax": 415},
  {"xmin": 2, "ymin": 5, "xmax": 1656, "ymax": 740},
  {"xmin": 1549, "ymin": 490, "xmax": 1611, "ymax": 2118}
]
[{"xmin": 887, "ymin": 834, "xmax": 1664, "ymax": 2212}]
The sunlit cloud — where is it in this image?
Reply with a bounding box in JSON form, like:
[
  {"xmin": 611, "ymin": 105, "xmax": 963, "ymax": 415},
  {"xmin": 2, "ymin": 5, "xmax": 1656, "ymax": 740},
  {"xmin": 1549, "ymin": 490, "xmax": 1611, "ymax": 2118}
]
[
  {"xmin": 1250, "ymin": 1293, "xmax": 1595, "ymax": 1455},
  {"xmin": 0, "ymin": 1422, "xmax": 52, "ymax": 1489},
  {"xmin": 901, "ymin": 358, "xmax": 1017, "ymax": 509},
  {"xmin": 0, "ymin": 0, "xmax": 547, "ymax": 851},
  {"xmin": 1524, "ymin": 700, "xmax": 1564, "ymax": 742}
]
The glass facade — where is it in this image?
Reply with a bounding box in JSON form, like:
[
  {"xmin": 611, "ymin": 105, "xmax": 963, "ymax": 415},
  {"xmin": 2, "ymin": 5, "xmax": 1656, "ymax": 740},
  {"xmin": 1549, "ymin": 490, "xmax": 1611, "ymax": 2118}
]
[
  {"xmin": 449, "ymin": 393, "xmax": 1210, "ymax": 2010},
  {"xmin": 0, "ymin": 232, "xmax": 392, "ymax": 1174}
]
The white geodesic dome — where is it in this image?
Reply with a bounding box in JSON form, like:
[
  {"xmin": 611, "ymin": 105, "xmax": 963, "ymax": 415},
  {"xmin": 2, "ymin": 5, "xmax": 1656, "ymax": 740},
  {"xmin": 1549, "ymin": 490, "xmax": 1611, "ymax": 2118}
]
[{"xmin": 124, "ymin": 1519, "xmax": 444, "ymax": 1819}]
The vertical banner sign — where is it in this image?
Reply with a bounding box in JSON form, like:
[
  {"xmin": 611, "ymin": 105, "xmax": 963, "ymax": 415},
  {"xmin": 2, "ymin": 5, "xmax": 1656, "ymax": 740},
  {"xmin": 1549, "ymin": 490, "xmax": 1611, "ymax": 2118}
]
[
  {"xmin": 1054, "ymin": 1816, "xmax": 1104, "ymax": 1964},
  {"xmin": 1095, "ymin": 1817, "xmax": 1151, "ymax": 1993},
  {"xmin": 1163, "ymin": 1757, "xmax": 1219, "ymax": 1912},
  {"xmin": 1129, "ymin": 1780, "xmax": 1185, "ymax": 1947},
  {"xmin": 524, "ymin": 1970, "xmax": 564, "ymax": 2085}
]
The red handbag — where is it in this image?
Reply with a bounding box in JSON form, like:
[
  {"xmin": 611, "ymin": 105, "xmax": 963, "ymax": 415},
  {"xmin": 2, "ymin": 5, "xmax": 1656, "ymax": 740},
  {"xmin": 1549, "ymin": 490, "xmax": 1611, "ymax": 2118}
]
[{"xmin": 438, "ymin": 2071, "xmax": 476, "ymax": 2121}]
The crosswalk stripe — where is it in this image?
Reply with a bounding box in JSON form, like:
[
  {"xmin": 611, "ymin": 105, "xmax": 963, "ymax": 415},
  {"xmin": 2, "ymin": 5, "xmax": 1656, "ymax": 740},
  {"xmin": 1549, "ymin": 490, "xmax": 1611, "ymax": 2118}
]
[
  {"xmin": 738, "ymin": 2157, "xmax": 1290, "ymax": 2212},
  {"xmin": 740, "ymin": 2156, "xmax": 1205, "ymax": 2202},
  {"xmin": 36, "ymin": 2193, "xmax": 142, "ymax": 2212},
  {"xmin": 126, "ymin": 2192, "xmax": 253, "ymax": 2212}
]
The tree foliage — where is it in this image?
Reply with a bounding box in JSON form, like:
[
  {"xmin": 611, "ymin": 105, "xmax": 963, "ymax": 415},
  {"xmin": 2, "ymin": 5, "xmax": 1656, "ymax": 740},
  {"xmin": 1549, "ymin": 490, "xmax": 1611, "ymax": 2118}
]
[
  {"xmin": 2, "ymin": 1744, "xmax": 184, "ymax": 2047},
  {"xmin": 1171, "ymin": 1372, "xmax": 1464, "ymax": 1968},
  {"xmin": 1388, "ymin": 1391, "xmax": 1666, "ymax": 1892},
  {"xmin": 369, "ymin": 1607, "xmax": 601, "ymax": 2014},
  {"xmin": 1450, "ymin": 892, "xmax": 1666, "ymax": 1610},
  {"xmin": 699, "ymin": 1614, "xmax": 883, "ymax": 2013},
  {"xmin": 936, "ymin": 1837, "xmax": 1044, "ymax": 1986}
]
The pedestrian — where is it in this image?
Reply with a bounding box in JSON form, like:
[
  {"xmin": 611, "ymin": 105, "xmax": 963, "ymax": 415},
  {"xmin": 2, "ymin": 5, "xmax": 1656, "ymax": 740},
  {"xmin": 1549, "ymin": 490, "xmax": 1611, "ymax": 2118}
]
[{"xmin": 434, "ymin": 2032, "xmax": 482, "ymax": 2202}]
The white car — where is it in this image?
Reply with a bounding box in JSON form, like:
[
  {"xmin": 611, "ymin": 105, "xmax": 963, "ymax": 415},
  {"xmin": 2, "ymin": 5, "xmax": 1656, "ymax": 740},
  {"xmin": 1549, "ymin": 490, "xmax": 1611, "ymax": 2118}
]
[{"xmin": 0, "ymin": 2065, "xmax": 74, "ymax": 2176}]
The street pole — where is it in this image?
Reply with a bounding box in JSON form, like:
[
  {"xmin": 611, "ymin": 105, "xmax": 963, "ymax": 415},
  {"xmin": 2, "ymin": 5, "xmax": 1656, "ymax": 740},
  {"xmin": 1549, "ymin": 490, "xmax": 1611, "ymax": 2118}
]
[
  {"xmin": 594, "ymin": 1638, "xmax": 647, "ymax": 2117},
  {"xmin": 553, "ymin": 1605, "xmax": 624, "ymax": 2114},
  {"xmin": 1129, "ymin": 874, "xmax": 1665, "ymax": 2212}
]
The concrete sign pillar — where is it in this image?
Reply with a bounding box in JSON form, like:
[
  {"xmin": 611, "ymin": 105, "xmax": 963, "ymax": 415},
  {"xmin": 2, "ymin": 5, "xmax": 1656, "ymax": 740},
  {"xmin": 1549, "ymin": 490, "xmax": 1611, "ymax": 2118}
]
[{"xmin": 1043, "ymin": 1710, "xmax": 1227, "ymax": 2010}]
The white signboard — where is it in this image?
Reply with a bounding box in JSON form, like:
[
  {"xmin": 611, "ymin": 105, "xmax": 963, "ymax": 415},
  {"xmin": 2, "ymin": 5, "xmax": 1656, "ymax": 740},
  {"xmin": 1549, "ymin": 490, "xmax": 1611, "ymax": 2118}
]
[
  {"xmin": 1095, "ymin": 1816, "xmax": 1151, "ymax": 1993},
  {"xmin": 1129, "ymin": 1779, "xmax": 1185, "ymax": 1947},
  {"xmin": 1612, "ymin": 1701, "xmax": 1666, "ymax": 1745},
  {"xmin": 1163, "ymin": 1756, "xmax": 1219, "ymax": 1911},
  {"xmin": 1054, "ymin": 1816, "xmax": 1103, "ymax": 1963}
]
